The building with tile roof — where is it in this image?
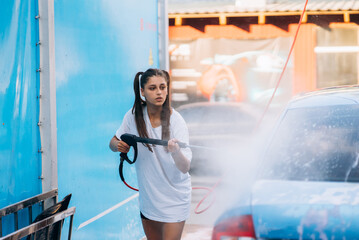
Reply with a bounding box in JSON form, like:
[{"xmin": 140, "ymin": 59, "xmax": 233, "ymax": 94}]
[{"xmin": 167, "ymin": 0, "xmax": 359, "ymax": 107}]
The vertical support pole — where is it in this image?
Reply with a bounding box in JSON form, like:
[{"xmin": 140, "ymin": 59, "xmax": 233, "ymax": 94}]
[
  {"xmin": 158, "ymin": 0, "xmax": 169, "ymax": 71},
  {"xmin": 46, "ymin": 226, "xmax": 50, "ymax": 239},
  {"xmin": 68, "ymin": 215, "xmax": 74, "ymax": 240},
  {"xmin": 301, "ymin": 12, "xmax": 308, "ymax": 23},
  {"xmin": 14, "ymin": 212, "xmax": 18, "ymax": 231},
  {"xmin": 219, "ymin": 14, "xmax": 227, "ymax": 25},
  {"xmin": 0, "ymin": 217, "xmax": 2, "ymax": 237},
  {"xmin": 258, "ymin": 13, "xmax": 266, "ymax": 24},
  {"xmin": 292, "ymin": 23, "xmax": 317, "ymax": 94},
  {"xmin": 344, "ymin": 12, "xmax": 350, "ymax": 23},
  {"xmin": 37, "ymin": 0, "xmax": 58, "ymax": 205},
  {"xmin": 175, "ymin": 16, "xmax": 182, "ymax": 26},
  {"xmin": 52, "ymin": 193, "xmax": 58, "ymax": 205},
  {"xmin": 29, "ymin": 205, "xmax": 33, "ymax": 224}
]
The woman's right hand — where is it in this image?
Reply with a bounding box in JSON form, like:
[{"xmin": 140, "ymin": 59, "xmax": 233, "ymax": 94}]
[
  {"xmin": 110, "ymin": 136, "xmax": 130, "ymax": 153},
  {"xmin": 117, "ymin": 140, "xmax": 130, "ymax": 153}
]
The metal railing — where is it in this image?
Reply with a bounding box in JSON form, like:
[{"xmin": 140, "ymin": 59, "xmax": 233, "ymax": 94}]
[
  {"xmin": 0, "ymin": 207, "xmax": 75, "ymax": 240},
  {"xmin": 0, "ymin": 189, "xmax": 75, "ymax": 240}
]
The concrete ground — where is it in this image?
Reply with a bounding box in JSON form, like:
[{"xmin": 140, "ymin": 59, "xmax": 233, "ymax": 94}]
[
  {"xmin": 181, "ymin": 224, "xmax": 213, "ymax": 240},
  {"xmin": 181, "ymin": 176, "xmax": 224, "ymax": 240}
]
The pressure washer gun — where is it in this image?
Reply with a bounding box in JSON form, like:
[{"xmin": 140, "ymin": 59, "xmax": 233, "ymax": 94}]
[
  {"xmin": 120, "ymin": 133, "xmax": 187, "ymax": 161},
  {"xmin": 118, "ymin": 133, "xmax": 211, "ymax": 191},
  {"xmin": 118, "ymin": 133, "xmax": 188, "ymax": 191}
]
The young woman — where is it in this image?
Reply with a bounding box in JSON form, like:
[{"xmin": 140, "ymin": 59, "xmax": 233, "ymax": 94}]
[{"xmin": 109, "ymin": 68, "xmax": 192, "ymax": 240}]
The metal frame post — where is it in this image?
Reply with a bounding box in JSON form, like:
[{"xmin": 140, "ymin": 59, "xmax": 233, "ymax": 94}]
[
  {"xmin": 37, "ymin": 0, "xmax": 58, "ymax": 198},
  {"xmin": 158, "ymin": 0, "xmax": 169, "ymax": 71}
]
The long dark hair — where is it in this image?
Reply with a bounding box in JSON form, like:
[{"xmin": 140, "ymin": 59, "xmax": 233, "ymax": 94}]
[{"xmin": 132, "ymin": 68, "xmax": 171, "ymax": 151}]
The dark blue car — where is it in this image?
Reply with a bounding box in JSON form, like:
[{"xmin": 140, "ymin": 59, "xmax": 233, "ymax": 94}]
[{"xmin": 212, "ymin": 86, "xmax": 359, "ymax": 240}]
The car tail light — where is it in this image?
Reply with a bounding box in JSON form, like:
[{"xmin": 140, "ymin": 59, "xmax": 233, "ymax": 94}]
[{"xmin": 212, "ymin": 214, "xmax": 256, "ymax": 240}]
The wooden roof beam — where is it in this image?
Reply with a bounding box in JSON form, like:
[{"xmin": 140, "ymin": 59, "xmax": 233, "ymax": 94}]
[{"xmin": 168, "ymin": 10, "xmax": 359, "ymax": 20}]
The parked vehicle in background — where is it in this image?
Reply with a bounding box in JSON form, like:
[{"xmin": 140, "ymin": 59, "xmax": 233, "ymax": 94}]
[
  {"xmin": 212, "ymin": 86, "xmax": 359, "ymax": 240},
  {"xmin": 177, "ymin": 102, "xmax": 260, "ymax": 176}
]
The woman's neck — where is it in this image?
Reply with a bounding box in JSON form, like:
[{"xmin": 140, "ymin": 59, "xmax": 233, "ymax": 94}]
[
  {"xmin": 146, "ymin": 105, "xmax": 162, "ymax": 128},
  {"xmin": 147, "ymin": 104, "xmax": 162, "ymax": 116}
]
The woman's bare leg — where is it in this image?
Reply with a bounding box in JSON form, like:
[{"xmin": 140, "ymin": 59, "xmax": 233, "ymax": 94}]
[
  {"xmin": 162, "ymin": 221, "xmax": 185, "ymax": 240},
  {"xmin": 141, "ymin": 219, "xmax": 185, "ymax": 240},
  {"xmin": 141, "ymin": 218, "xmax": 163, "ymax": 240}
]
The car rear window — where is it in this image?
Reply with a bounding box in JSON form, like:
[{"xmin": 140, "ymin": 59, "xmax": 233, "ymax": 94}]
[{"xmin": 261, "ymin": 104, "xmax": 359, "ymax": 182}]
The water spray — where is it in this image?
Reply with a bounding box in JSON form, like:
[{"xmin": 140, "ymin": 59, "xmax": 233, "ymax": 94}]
[{"xmin": 117, "ymin": 0, "xmax": 309, "ymax": 207}]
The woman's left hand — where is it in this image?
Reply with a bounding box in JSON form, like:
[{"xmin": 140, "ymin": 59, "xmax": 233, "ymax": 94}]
[
  {"xmin": 168, "ymin": 138, "xmax": 180, "ymax": 154},
  {"xmin": 168, "ymin": 138, "xmax": 190, "ymax": 173}
]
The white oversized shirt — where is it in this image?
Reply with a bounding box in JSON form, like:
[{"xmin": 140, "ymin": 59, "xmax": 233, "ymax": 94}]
[{"xmin": 116, "ymin": 107, "xmax": 192, "ymax": 222}]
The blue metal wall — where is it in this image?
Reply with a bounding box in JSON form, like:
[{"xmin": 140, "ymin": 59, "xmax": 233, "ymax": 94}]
[
  {"xmin": 0, "ymin": 0, "xmax": 41, "ymax": 235},
  {"xmin": 0, "ymin": 0, "xmax": 41, "ymax": 209},
  {"xmin": 54, "ymin": 0, "xmax": 159, "ymax": 239}
]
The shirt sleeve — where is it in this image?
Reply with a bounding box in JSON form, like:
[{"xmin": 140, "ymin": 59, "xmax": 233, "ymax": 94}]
[
  {"xmin": 115, "ymin": 110, "xmax": 134, "ymax": 140},
  {"xmin": 171, "ymin": 110, "xmax": 192, "ymax": 162}
]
